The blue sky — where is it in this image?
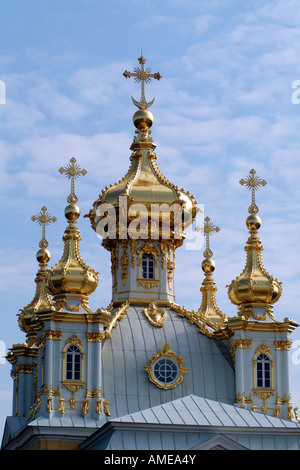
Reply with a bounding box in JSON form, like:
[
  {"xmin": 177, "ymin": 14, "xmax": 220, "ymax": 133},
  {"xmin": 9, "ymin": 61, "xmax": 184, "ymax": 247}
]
[{"xmin": 1, "ymin": 0, "xmax": 300, "ymax": 437}]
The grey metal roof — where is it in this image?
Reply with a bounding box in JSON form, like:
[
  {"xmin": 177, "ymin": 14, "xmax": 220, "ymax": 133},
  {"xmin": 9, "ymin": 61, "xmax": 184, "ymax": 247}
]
[{"xmin": 113, "ymin": 394, "xmax": 300, "ymax": 430}]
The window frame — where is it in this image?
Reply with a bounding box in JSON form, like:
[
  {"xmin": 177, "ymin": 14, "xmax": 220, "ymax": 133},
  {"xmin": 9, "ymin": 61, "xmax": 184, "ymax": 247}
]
[
  {"xmin": 65, "ymin": 345, "xmax": 82, "ymax": 381},
  {"xmin": 62, "ymin": 334, "xmax": 85, "ymax": 387},
  {"xmin": 253, "ymin": 343, "xmax": 274, "ymax": 392},
  {"xmin": 141, "ymin": 253, "xmax": 155, "ymax": 280}
]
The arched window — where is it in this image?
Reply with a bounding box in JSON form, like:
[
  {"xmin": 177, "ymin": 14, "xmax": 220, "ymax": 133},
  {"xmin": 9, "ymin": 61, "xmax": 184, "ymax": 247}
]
[
  {"xmin": 256, "ymin": 353, "xmax": 271, "ymax": 388},
  {"xmin": 66, "ymin": 345, "xmax": 81, "ymax": 381},
  {"xmin": 141, "ymin": 253, "xmax": 155, "ymax": 279}
]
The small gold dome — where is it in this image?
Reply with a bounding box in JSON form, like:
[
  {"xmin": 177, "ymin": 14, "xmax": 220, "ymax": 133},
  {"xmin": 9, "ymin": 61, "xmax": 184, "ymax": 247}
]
[
  {"xmin": 227, "ymin": 222, "xmax": 282, "ymax": 317},
  {"xmin": 201, "ymin": 258, "xmax": 215, "ymax": 274},
  {"xmin": 133, "ymin": 109, "xmax": 154, "ymax": 130},
  {"xmin": 246, "ymin": 214, "xmax": 261, "ymax": 231},
  {"xmin": 65, "ymin": 203, "xmax": 80, "ymax": 220},
  {"xmin": 36, "ymin": 248, "xmax": 50, "ymax": 264}
]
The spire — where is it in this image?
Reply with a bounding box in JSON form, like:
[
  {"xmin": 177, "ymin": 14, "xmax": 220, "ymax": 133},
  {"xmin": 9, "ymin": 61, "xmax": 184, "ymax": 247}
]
[
  {"xmin": 18, "ymin": 206, "xmax": 56, "ymax": 342},
  {"xmin": 227, "ymin": 169, "xmax": 282, "ymax": 320},
  {"xmin": 48, "ymin": 158, "xmax": 98, "ymax": 313},
  {"xmin": 196, "ymin": 217, "xmax": 225, "ymax": 325},
  {"xmin": 87, "ymin": 56, "xmax": 198, "ymax": 305}
]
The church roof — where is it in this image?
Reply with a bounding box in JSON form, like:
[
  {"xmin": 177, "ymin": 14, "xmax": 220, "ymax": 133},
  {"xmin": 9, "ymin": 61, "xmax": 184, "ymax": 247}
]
[
  {"xmin": 80, "ymin": 395, "xmax": 300, "ymax": 450},
  {"xmin": 112, "ymin": 394, "xmax": 300, "ymax": 429}
]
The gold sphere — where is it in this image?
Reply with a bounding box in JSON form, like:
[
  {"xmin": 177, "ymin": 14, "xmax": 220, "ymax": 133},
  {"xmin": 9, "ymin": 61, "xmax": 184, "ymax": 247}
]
[
  {"xmin": 202, "ymin": 258, "xmax": 215, "ymax": 274},
  {"xmin": 65, "ymin": 204, "xmax": 80, "ymax": 220},
  {"xmin": 36, "ymin": 248, "xmax": 50, "ymax": 264},
  {"xmin": 133, "ymin": 109, "xmax": 154, "ymax": 130},
  {"xmin": 246, "ymin": 214, "xmax": 261, "ymax": 230}
]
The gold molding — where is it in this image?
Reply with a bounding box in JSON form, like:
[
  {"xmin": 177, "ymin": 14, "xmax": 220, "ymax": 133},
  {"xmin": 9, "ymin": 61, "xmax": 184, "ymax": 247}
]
[
  {"xmin": 43, "ymin": 330, "xmax": 62, "ymax": 341},
  {"xmin": 230, "ymin": 339, "xmax": 252, "ymax": 357},
  {"xmin": 137, "ymin": 279, "xmax": 159, "ymax": 289},
  {"xmin": 236, "ymin": 392, "xmax": 253, "ymax": 403},
  {"xmin": 274, "ymin": 340, "xmax": 292, "ymax": 351},
  {"xmin": 86, "ymin": 332, "xmax": 106, "ymax": 342}
]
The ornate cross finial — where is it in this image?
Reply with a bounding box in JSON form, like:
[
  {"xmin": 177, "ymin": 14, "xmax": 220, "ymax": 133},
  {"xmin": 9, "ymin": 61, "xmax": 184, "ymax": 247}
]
[
  {"xmin": 59, "ymin": 157, "xmax": 87, "ymax": 204},
  {"xmin": 239, "ymin": 169, "xmax": 267, "ymax": 215},
  {"xmin": 199, "ymin": 216, "xmax": 220, "ymax": 259},
  {"xmin": 123, "ymin": 56, "xmax": 162, "ymax": 110},
  {"xmin": 31, "ymin": 206, "xmax": 57, "ymax": 249}
]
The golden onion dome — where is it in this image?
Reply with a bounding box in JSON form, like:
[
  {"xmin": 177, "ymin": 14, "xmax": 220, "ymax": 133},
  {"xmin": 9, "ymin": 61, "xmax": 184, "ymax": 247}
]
[
  {"xmin": 48, "ymin": 159, "xmax": 99, "ymax": 313},
  {"xmin": 88, "ymin": 58, "xmax": 197, "ymax": 243},
  {"xmin": 227, "ymin": 170, "xmax": 282, "ymax": 320}
]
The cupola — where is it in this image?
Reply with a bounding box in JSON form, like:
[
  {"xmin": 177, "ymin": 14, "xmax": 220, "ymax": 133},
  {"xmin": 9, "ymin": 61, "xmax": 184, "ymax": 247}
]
[
  {"xmin": 48, "ymin": 158, "xmax": 99, "ymax": 313},
  {"xmin": 227, "ymin": 169, "xmax": 282, "ymax": 320},
  {"xmin": 88, "ymin": 56, "xmax": 198, "ymax": 245}
]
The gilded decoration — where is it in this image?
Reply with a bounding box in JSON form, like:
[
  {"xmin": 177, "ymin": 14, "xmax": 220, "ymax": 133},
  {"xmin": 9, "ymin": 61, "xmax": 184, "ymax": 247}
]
[
  {"xmin": 129, "ymin": 239, "xmax": 138, "ymax": 268},
  {"xmin": 43, "ymin": 330, "xmax": 62, "ymax": 341},
  {"xmin": 27, "ymin": 391, "xmax": 42, "ymax": 420},
  {"xmin": 144, "ymin": 342, "xmax": 187, "ymax": 390},
  {"xmin": 236, "ymin": 392, "xmax": 253, "ymax": 404},
  {"xmin": 137, "ymin": 279, "xmax": 159, "ymax": 289},
  {"xmin": 94, "ymin": 302, "xmax": 129, "ymax": 339},
  {"xmin": 274, "ymin": 340, "xmax": 292, "ymax": 351},
  {"xmin": 54, "ymin": 384, "xmax": 108, "ymax": 416},
  {"xmin": 86, "ymin": 332, "xmax": 105, "ymax": 342},
  {"xmin": 121, "ymin": 240, "xmax": 129, "ymax": 286},
  {"xmin": 169, "ymin": 301, "xmax": 217, "ymax": 338},
  {"xmin": 167, "ymin": 256, "xmax": 174, "ymax": 290},
  {"xmin": 230, "ymin": 339, "xmax": 252, "ymax": 358},
  {"xmin": 143, "ymin": 301, "xmax": 167, "ymax": 327},
  {"xmin": 276, "ymin": 393, "xmax": 292, "ymax": 404}
]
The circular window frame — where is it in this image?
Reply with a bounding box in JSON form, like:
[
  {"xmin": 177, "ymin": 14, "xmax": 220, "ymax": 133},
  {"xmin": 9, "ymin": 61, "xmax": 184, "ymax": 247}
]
[{"xmin": 144, "ymin": 342, "xmax": 187, "ymax": 390}]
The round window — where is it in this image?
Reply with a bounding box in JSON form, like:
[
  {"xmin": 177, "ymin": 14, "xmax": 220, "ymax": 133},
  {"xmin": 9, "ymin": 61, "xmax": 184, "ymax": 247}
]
[
  {"xmin": 144, "ymin": 342, "xmax": 187, "ymax": 390},
  {"xmin": 153, "ymin": 357, "xmax": 179, "ymax": 385}
]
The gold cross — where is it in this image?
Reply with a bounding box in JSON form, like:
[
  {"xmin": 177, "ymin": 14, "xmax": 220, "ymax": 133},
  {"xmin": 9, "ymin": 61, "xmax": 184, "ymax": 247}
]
[
  {"xmin": 239, "ymin": 169, "xmax": 267, "ymax": 214},
  {"xmin": 199, "ymin": 216, "xmax": 220, "ymax": 259},
  {"xmin": 123, "ymin": 56, "xmax": 162, "ymax": 110},
  {"xmin": 59, "ymin": 157, "xmax": 87, "ymax": 204},
  {"xmin": 31, "ymin": 206, "xmax": 57, "ymax": 248}
]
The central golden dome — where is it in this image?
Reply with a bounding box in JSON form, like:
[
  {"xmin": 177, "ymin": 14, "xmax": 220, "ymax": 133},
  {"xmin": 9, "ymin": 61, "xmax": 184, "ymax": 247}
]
[{"xmin": 88, "ymin": 57, "xmax": 197, "ymax": 243}]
